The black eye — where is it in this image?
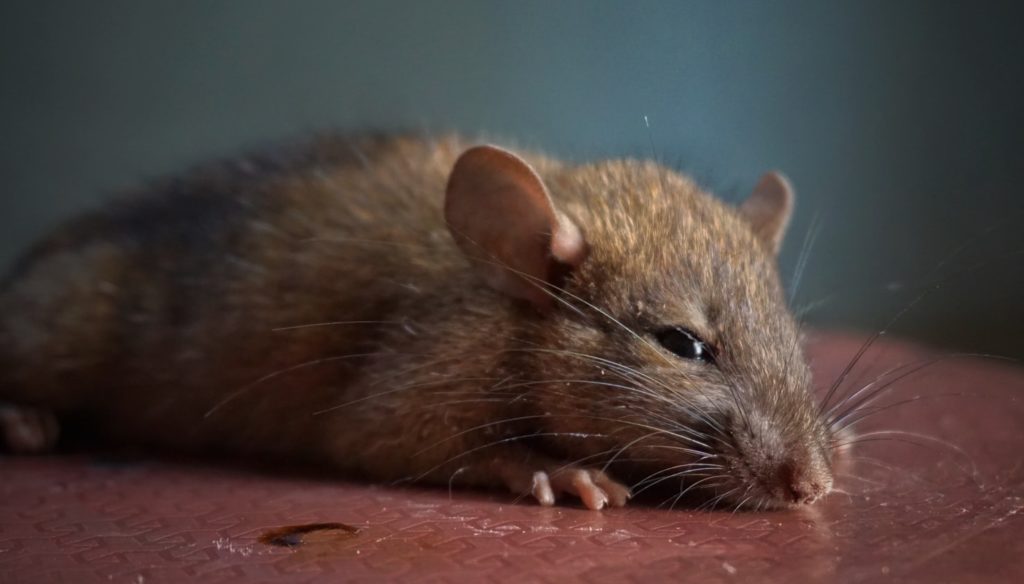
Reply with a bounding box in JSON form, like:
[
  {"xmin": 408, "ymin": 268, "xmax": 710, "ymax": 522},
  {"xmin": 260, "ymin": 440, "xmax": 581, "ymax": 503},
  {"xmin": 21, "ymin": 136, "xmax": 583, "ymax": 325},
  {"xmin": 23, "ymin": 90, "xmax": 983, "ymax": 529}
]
[{"xmin": 655, "ymin": 327, "xmax": 716, "ymax": 363}]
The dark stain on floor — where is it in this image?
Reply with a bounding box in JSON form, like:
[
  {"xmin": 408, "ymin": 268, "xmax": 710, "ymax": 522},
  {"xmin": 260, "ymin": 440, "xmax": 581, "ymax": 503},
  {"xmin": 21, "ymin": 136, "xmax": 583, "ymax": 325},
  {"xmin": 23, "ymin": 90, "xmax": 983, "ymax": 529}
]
[{"xmin": 259, "ymin": 522, "xmax": 360, "ymax": 548}]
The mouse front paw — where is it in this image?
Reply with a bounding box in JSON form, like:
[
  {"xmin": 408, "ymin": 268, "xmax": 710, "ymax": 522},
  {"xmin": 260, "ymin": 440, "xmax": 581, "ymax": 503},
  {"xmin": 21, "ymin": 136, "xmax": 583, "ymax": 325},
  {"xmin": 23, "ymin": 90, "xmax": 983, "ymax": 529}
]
[{"xmin": 497, "ymin": 459, "xmax": 632, "ymax": 511}]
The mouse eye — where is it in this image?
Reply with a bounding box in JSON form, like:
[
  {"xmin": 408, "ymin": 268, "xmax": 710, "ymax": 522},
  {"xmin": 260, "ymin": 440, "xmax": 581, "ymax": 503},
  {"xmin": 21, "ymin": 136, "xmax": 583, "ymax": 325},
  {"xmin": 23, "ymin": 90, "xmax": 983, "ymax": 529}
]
[{"xmin": 655, "ymin": 327, "xmax": 716, "ymax": 364}]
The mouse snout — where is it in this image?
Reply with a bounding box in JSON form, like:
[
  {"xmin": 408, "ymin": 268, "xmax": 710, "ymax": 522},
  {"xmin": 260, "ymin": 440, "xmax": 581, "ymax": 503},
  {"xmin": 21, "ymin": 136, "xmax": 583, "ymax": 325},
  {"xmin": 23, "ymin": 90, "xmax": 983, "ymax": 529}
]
[
  {"xmin": 777, "ymin": 459, "xmax": 831, "ymax": 504},
  {"xmin": 775, "ymin": 448, "xmax": 833, "ymax": 504}
]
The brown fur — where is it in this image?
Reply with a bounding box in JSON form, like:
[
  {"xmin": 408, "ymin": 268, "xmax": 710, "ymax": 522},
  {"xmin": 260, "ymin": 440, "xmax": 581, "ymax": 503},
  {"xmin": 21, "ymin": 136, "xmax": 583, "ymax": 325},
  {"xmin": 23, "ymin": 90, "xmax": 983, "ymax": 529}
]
[{"xmin": 0, "ymin": 134, "xmax": 834, "ymax": 508}]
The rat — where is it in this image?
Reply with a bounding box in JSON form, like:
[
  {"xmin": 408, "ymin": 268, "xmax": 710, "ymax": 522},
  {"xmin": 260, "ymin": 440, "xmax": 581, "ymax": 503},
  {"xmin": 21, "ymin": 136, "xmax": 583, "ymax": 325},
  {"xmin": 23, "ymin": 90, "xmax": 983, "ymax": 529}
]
[{"xmin": 0, "ymin": 133, "xmax": 835, "ymax": 510}]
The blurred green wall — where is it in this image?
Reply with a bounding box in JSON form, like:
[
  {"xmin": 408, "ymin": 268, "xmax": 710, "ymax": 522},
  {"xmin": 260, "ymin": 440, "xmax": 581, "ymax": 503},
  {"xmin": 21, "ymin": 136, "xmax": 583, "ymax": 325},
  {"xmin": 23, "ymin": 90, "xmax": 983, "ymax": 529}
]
[{"xmin": 1, "ymin": 1, "xmax": 1022, "ymax": 357}]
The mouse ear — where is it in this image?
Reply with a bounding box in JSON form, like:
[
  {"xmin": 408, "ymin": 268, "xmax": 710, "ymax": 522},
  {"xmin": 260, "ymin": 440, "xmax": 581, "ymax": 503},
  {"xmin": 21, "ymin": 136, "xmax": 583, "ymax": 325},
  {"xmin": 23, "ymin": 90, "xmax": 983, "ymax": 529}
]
[
  {"xmin": 445, "ymin": 145, "xmax": 587, "ymax": 310},
  {"xmin": 739, "ymin": 171, "xmax": 794, "ymax": 255}
]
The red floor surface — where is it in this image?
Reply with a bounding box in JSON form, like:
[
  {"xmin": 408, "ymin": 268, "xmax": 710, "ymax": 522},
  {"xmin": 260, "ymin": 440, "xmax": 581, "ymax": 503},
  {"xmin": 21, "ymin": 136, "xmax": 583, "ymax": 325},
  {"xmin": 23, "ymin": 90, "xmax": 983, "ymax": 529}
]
[{"xmin": 2, "ymin": 334, "xmax": 1023, "ymax": 583}]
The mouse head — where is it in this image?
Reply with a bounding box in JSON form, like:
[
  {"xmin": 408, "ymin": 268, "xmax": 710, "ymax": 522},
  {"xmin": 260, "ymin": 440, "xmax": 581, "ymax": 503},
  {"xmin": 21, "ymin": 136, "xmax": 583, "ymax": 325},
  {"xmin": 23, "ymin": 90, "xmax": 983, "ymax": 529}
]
[{"xmin": 445, "ymin": 145, "xmax": 834, "ymax": 509}]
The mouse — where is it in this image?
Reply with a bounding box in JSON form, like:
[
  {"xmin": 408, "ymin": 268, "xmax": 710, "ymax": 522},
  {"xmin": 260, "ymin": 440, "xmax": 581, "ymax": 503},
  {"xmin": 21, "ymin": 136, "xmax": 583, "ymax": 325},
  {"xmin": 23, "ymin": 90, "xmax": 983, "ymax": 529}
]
[{"xmin": 0, "ymin": 133, "xmax": 836, "ymax": 510}]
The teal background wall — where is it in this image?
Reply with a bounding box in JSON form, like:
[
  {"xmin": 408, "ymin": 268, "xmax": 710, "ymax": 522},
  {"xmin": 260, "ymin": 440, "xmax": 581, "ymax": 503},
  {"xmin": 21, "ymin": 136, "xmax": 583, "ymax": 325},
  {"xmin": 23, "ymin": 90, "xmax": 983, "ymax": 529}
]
[{"xmin": 2, "ymin": 1, "xmax": 1022, "ymax": 357}]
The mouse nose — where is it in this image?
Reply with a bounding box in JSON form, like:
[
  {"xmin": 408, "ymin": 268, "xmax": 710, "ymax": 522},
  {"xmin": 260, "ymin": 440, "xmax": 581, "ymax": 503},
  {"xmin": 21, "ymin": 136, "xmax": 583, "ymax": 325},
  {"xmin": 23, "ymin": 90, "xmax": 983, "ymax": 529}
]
[{"xmin": 777, "ymin": 460, "xmax": 831, "ymax": 504}]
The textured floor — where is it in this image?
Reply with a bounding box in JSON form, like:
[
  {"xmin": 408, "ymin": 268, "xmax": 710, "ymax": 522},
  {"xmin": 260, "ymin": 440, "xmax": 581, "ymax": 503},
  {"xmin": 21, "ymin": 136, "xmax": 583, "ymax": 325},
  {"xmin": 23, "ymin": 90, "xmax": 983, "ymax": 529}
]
[{"xmin": 2, "ymin": 334, "xmax": 1023, "ymax": 583}]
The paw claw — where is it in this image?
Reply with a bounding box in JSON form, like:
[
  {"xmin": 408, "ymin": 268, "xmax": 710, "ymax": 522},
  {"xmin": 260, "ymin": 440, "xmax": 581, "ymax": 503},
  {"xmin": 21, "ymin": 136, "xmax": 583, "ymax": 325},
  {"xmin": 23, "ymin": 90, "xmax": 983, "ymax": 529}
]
[
  {"xmin": 531, "ymin": 471, "xmax": 556, "ymax": 506},
  {"xmin": 569, "ymin": 469, "xmax": 608, "ymax": 510},
  {"xmin": 594, "ymin": 474, "xmax": 632, "ymax": 507},
  {"xmin": 496, "ymin": 457, "xmax": 631, "ymax": 510}
]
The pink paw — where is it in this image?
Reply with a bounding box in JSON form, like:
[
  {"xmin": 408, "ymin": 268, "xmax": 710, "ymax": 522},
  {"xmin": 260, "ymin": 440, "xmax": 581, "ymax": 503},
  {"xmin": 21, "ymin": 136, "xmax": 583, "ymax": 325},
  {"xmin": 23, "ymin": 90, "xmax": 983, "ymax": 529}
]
[{"xmin": 516, "ymin": 466, "xmax": 631, "ymax": 511}]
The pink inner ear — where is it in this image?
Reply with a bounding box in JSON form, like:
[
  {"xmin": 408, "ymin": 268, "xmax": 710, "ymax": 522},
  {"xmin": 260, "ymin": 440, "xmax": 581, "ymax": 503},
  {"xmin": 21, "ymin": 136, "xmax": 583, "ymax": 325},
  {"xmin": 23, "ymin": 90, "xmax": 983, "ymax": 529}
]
[
  {"xmin": 551, "ymin": 212, "xmax": 587, "ymax": 267},
  {"xmin": 444, "ymin": 145, "xmax": 586, "ymax": 309},
  {"xmin": 741, "ymin": 171, "xmax": 794, "ymax": 254}
]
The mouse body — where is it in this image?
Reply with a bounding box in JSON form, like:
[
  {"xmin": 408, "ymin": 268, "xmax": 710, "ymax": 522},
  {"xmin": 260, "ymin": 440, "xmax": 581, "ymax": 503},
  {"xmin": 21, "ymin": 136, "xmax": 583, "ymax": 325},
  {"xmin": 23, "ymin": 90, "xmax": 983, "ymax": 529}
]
[{"xmin": 0, "ymin": 133, "xmax": 835, "ymax": 510}]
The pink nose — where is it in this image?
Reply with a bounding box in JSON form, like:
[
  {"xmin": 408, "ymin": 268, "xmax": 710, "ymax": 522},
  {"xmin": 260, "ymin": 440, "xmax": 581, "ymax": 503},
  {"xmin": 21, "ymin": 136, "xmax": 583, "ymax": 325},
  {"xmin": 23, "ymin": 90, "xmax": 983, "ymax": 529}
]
[{"xmin": 777, "ymin": 461, "xmax": 830, "ymax": 504}]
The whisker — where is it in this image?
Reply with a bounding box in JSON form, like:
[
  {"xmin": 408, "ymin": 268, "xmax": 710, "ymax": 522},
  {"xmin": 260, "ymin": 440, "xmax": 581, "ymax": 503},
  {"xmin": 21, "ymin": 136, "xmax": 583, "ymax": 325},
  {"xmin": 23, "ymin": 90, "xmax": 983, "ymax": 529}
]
[
  {"xmin": 272, "ymin": 319, "xmax": 407, "ymax": 332},
  {"xmin": 827, "ymin": 353, "xmax": 1017, "ymax": 428},
  {"xmin": 661, "ymin": 475, "xmax": 726, "ymax": 511},
  {"xmin": 312, "ymin": 375, "xmax": 502, "ymax": 416},
  {"xmin": 819, "ymin": 253, "xmax": 1024, "ymax": 415},
  {"xmin": 409, "ymin": 431, "xmax": 613, "ymax": 483},
  {"xmin": 833, "ymin": 430, "xmax": 979, "ymax": 477},
  {"xmin": 204, "ymin": 352, "xmax": 382, "ymax": 417},
  {"xmin": 630, "ymin": 463, "xmax": 723, "ymax": 497},
  {"xmin": 789, "ymin": 211, "xmax": 821, "ymax": 306},
  {"xmin": 832, "ymin": 391, "xmax": 985, "ymax": 432}
]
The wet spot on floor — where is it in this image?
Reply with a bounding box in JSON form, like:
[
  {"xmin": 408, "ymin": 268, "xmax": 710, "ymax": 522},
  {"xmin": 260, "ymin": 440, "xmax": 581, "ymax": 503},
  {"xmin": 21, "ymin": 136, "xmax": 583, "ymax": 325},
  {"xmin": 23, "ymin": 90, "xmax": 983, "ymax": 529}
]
[{"xmin": 259, "ymin": 522, "xmax": 360, "ymax": 548}]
